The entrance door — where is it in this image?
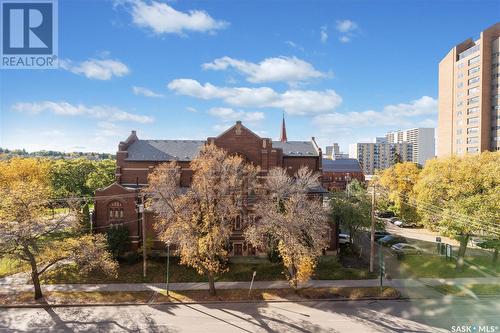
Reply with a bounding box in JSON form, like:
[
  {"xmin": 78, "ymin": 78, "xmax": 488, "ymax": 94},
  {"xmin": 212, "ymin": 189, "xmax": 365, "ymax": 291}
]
[{"xmin": 234, "ymin": 243, "xmax": 243, "ymax": 256}]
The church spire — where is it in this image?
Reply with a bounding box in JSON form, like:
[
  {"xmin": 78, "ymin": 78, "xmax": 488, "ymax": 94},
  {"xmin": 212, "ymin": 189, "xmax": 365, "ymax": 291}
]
[{"xmin": 280, "ymin": 112, "xmax": 288, "ymax": 143}]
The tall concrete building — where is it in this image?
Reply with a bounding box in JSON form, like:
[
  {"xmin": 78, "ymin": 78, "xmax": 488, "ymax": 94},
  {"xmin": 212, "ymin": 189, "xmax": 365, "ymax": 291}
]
[
  {"xmin": 438, "ymin": 23, "xmax": 500, "ymax": 157},
  {"xmin": 348, "ymin": 142, "xmax": 413, "ymax": 175},
  {"xmin": 386, "ymin": 128, "xmax": 435, "ymax": 165}
]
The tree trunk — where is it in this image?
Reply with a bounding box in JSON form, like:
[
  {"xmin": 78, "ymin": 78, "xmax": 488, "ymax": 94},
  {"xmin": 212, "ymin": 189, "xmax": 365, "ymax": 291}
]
[
  {"xmin": 455, "ymin": 234, "xmax": 470, "ymax": 272},
  {"xmin": 493, "ymin": 248, "xmax": 498, "ymax": 267},
  {"xmin": 208, "ymin": 273, "xmax": 216, "ymax": 296},
  {"xmin": 289, "ymin": 264, "xmax": 298, "ymax": 292},
  {"xmin": 24, "ymin": 247, "xmax": 43, "ymax": 300}
]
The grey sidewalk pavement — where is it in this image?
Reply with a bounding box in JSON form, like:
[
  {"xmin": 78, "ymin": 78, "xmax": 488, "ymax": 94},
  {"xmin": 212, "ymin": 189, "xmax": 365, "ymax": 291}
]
[{"xmin": 1, "ymin": 277, "xmax": 498, "ymax": 295}]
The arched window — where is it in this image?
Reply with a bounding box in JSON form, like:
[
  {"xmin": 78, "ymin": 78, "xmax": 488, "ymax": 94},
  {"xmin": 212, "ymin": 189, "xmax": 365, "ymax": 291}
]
[{"xmin": 108, "ymin": 201, "xmax": 124, "ymax": 221}]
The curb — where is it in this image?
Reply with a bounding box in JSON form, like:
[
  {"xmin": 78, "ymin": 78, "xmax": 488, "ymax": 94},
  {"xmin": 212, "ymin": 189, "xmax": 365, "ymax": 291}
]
[{"xmin": 0, "ymin": 296, "xmax": 406, "ymax": 309}]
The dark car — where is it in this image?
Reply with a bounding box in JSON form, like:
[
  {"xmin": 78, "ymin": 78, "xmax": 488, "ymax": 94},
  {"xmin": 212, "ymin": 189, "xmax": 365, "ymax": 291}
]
[
  {"xmin": 374, "ymin": 231, "xmax": 391, "ymax": 241},
  {"xmin": 376, "ymin": 210, "xmax": 395, "ymax": 218},
  {"xmin": 378, "ymin": 235, "xmax": 407, "ymax": 247}
]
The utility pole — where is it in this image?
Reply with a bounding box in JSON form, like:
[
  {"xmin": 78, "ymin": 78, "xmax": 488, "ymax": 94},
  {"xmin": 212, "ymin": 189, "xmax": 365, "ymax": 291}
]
[
  {"xmin": 139, "ymin": 195, "xmax": 147, "ymax": 278},
  {"xmin": 370, "ymin": 183, "xmax": 376, "ymax": 273}
]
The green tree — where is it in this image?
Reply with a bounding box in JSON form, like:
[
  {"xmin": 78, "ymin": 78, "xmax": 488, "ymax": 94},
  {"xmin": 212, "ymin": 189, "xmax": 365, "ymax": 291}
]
[
  {"xmin": 414, "ymin": 152, "xmax": 500, "ymax": 270},
  {"xmin": 330, "ymin": 180, "xmax": 371, "ymax": 245},
  {"xmin": 106, "ymin": 225, "xmax": 130, "ymax": 258},
  {"xmin": 86, "ymin": 159, "xmax": 116, "ymax": 193},
  {"xmin": 50, "ymin": 158, "xmax": 97, "ymax": 198}
]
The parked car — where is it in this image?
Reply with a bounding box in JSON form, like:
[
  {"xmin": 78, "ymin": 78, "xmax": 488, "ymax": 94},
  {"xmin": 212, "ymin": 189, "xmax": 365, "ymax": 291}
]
[
  {"xmin": 393, "ymin": 220, "xmax": 418, "ymax": 228},
  {"xmin": 338, "ymin": 233, "xmax": 351, "ymax": 245},
  {"xmin": 470, "ymin": 237, "xmax": 487, "ymax": 247},
  {"xmin": 374, "ymin": 231, "xmax": 391, "ymax": 241},
  {"xmin": 378, "ymin": 235, "xmax": 407, "ymax": 247},
  {"xmin": 388, "ymin": 217, "xmax": 399, "ymax": 223},
  {"xmin": 376, "ymin": 210, "xmax": 395, "ymax": 218},
  {"xmin": 390, "ymin": 243, "xmax": 423, "ymax": 259}
]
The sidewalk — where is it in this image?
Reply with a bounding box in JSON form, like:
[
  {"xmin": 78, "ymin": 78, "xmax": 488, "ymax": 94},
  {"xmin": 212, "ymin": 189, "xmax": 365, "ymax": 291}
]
[{"xmin": 1, "ymin": 277, "xmax": 498, "ymax": 295}]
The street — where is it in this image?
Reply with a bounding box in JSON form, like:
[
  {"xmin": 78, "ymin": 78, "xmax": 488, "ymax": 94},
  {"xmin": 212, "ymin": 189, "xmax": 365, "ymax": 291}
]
[{"xmin": 1, "ymin": 298, "xmax": 500, "ymax": 332}]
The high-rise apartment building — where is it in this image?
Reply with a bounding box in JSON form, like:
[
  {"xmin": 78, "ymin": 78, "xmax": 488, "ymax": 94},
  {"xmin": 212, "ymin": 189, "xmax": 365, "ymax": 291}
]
[
  {"xmin": 348, "ymin": 142, "xmax": 413, "ymax": 175},
  {"xmin": 386, "ymin": 128, "xmax": 435, "ymax": 165},
  {"xmin": 438, "ymin": 23, "xmax": 500, "ymax": 156}
]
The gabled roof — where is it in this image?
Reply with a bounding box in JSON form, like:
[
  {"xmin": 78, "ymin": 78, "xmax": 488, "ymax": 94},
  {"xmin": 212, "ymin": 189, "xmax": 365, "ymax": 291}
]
[
  {"xmin": 322, "ymin": 158, "xmax": 362, "ymax": 173},
  {"xmin": 125, "ymin": 140, "xmax": 206, "ymax": 161},
  {"xmin": 272, "ymin": 141, "xmax": 318, "ymax": 157}
]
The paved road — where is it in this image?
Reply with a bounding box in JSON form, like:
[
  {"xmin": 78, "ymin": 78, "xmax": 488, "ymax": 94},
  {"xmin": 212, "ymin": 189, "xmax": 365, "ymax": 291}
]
[{"xmin": 1, "ymin": 298, "xmax": 499, "ymax": 332}]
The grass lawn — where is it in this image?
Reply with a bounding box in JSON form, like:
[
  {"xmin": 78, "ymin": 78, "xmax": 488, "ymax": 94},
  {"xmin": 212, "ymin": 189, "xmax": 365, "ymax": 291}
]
[
  {"xmin": 432, "ymin": 284, "xmax": 500, "ymax": 297},
  {"xmin": 0, "ymin": 257, "xmax": 27, "ymax": 278},
  {"xmin": 398, "ymin": 254, "xmax": 498, "ymax": 278},
  {"xmin": 464, "ymin": 256, "xmax": 500, "ymax": 275},
  {"xmin": 41, "ymin": 255, "xmax": 374, "ymax": 284},
  {"xmin": 0, "ymin": 287, "xmax": 400, "ymax": 305}
]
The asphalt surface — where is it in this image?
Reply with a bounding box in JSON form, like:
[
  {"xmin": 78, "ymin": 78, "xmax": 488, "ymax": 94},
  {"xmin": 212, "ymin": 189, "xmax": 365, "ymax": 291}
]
[{"xmin": 1, "ymin": 298, "xmax": 499, "ymax": 332}]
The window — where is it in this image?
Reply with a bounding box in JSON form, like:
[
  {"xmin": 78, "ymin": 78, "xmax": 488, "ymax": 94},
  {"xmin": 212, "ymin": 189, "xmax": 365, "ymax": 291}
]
[
  {"xmin": 457, "ymin": 110, "xmax": 463, "ymax": 117},
  {"xmin": 457, "ymin": 92, "xmax": 464, "ymax": 98},
  {"xmin": 468, "ymin": 76, "xmax": 480, "ymax": 85},
  {"xmin": 468, "ymin": 87, "xmax": 480, "ymax": 95},
  {"xmin": 468, "ymin": 66, "xmax": 480, "ymax": 75},
  {"xmin": 233, "ymin": 243, "xmax": 243, "ymax": 256},
  {"xmin": 456, "ymin": 129, "xmax": 462, "ymax": 135},
  {"xmin": 456, "ymin": 138, "xmax": 462, "ymax": 145},
  {"xmin": 457, "ymin": 62, "xmax": 465, "ymax": 69},
  {"xmin": 457, "ymin": 101, "xmax": 463, "ymax": 107},
  {"xmin": 467, "ymin": 147, "xmax": 479, "ymax": 153},
  {"xmin": 467, "ymin": 107, "xmax": 479, "ymax": 115},
  {"xmin": 467, "ymin": 137, "xmax": 479, "ymax": 144},
  {"xmin": 468, "ymin": 55, "xmax": 480, "ymax": 65},
  {"xmin": 467, "ymin": 96, "xmax": 479, "ymax": 105},
  {"xmin": 467, "ymin": 127, "xmax": 479, "ymax": 134},
  {"xmin": 234, "ymin": 215, "xmax": 242, "ymax": 230},
  {"xmin": 457, "ymin": 82, "xmax": 463, "ymax": 89},
  {"xmin": 108, "ymin": 201, "xmax": 124, "ymax": 221},
  {"xmin": 458, "ymin": 44, "xmax": 480, "ymax": 60},
  {"xmin": 467, "ymin": 117, "xmax": 479, "ymax": 125},
  {"xmin": 458, "ymin": 72, "xmax": 464, "ymax": 79}
]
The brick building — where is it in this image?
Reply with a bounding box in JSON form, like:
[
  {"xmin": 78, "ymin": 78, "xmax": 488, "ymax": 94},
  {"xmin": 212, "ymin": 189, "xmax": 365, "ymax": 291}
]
[
  {"xmin": 94, "ymin": 120, "xmax": 336, "ymax": 255},
  {"xmin": 321, "ymin": 158, "xmax": 365, "ymax": 192}
]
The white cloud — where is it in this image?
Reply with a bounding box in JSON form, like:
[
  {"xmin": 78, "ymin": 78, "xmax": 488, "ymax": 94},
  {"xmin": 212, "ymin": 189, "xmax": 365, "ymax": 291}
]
[
  {"xmin": 335, "ymin": 20, "xmax": 359, "ymax": 43},
  {"xmin": 208, "ymin": 107, "xmax": 264, "ymax": 123},
  {"xmin": 202, "ymin": 56, "xmax": 326, "ymax": 84},
  {"xmin": 186, "ymin": 107, "xmax": 198, "ymax": 113},
  {"xmin": 132, "ymin": 86, "xmax": 164, "ymax": 98},
  {"xmin": 12, "ymin": 101, "xmax": 154, "ymax": 124},
  {"xmin": 60, "ymin": 58, "xmax": 130, "ymax": 80},
  {"xmin": 285, "ymin": 41, "xmax": 304, "ymax": 51},
  {"xmin": 320, "ymin": 26, "xmax": 328, "ymax": 43},
  {"xmin": 167, "ymin": 79, "xmax": 342, "ymax": 115},
  {"xmin": 125, "ymin": 0, "xmax": 228, "ymax": 35},
  {"xmin": 339, "ymin": 36, "xmax": 350, "ymax": 43},
  {"xmin": 312, "ymin": 96, "xmax": 437, "ymax": 130},
  {"xmin": 336, "ymin": 20, "xmax": 358, "ymax": 33}
]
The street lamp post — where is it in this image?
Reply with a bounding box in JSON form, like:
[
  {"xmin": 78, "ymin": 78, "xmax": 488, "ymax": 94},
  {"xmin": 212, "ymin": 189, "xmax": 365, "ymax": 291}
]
[{"xmin": 166, "ymin": 242, "xmax": 170, "ymax": 296}]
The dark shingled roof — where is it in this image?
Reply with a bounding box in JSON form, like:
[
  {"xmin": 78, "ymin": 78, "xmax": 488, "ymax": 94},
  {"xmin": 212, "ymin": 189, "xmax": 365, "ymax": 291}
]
[
  {"xmin": 322, "ymin": 158, "xmax": 362, "ymax": 173},
  {"xmin": 272, "ymin": 141, "xmax": 318, "ymax": 156},
  {"xmin": 125, "ymin": 140, "xmax": 206, "ymax": 161}
]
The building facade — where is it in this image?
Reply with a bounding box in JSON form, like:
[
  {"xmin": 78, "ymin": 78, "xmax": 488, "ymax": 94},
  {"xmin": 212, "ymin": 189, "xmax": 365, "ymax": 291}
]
[
  {"xmin": 438, "ymin": 23, "xmax": 500, "ymax": 157},
  {"xmin": 386, "ymin": 128, "xmax": 435, "ymax": 165},
  {"xmin": 325, "ymin": 143, "xmax": 349, "ymax": 160},
  {"xmin": 94, "ymin": 121, "xmax": 337, "ymax": 255},
  {"xmin": 321, "ymin": 159, "xmax": 365, "ymax": 192},
  {"xmin": 348, "ymin": 142, "xmax": 413, "ymax": 175}
]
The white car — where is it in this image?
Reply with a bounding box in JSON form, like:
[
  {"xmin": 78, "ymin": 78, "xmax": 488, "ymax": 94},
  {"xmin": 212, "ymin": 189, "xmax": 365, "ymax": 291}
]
[
  {"xmin": 339, "ymin": 233, "xmax": 351, "ymax": 244},
  {"xmin": 393, "ymin": 220, "xmax": 404, "ymax": 227}
]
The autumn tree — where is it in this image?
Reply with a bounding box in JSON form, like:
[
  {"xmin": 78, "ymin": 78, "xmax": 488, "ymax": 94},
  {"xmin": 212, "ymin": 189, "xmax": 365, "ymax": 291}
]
[
  {"xmin": 86, "ymin": 159, "xmax": 116, "ymax": 193},
  {"xmin": 414, "ymin": 152, "xmax": 500, "ymax": 270},
  {"xmin": 0, "ymin": 158, "xmax": 117, "ymax": 300},
  {"xmin": 330, "ymin": 180, "xmax": 371, "ymax": 245},
  {"xmin": 245, "ymin": 167, "xmax": 330, "ymax": 289},
  {"xmin": 377, "ymin": 162, "xmax": 421, "ymax": 224},
  {"xmin": 145, "ymin": 144, "xmax": 258, "ymax": 295}
]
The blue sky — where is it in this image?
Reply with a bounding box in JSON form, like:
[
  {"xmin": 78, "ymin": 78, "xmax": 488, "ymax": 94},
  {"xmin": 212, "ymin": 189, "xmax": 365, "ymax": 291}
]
[{"xmin": 1, "ymin": 0, "xmax": 499, "ymax": 153}]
